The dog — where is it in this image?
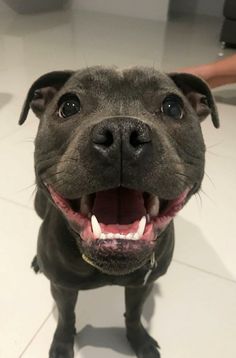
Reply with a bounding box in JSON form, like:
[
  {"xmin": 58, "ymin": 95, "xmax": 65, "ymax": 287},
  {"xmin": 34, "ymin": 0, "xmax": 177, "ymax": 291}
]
[{"xmin": 19, "ymin": 66, "xmax": 219, "ymax": 358}]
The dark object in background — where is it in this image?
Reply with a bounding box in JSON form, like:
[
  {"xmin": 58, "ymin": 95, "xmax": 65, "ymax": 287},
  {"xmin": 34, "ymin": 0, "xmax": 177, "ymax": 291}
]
[
  {"xmin": 2, "ymin": 0, "xmax": 70, "ymax": 14},
  {"xmin": 220, "ymin": 0, "xmax": 236, "ymax": 47}
]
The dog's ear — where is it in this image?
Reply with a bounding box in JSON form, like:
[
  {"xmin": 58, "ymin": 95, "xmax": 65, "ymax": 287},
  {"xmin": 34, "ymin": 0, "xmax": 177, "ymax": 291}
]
[
  {"xmin": 19, "ymin": 70, "xmax": 74, "ymax": 125},
  {"xmin": 168, "ymin": 72, "xmax": 219, "ymax": 128}
]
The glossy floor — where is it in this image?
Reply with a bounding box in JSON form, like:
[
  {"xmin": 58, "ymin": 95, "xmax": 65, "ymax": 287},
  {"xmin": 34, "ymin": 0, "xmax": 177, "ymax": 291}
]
[{"xmin": 0, "ymin": 9, "xmax": 235, "ymax": 358}]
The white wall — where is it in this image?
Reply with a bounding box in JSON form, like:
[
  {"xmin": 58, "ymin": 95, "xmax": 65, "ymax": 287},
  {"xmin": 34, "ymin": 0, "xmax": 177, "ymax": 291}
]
[
  {"xmin": 72, "ymin": 0, "xmax": 170, "ymax": 21},
  {"xmin": 169, "ymin": 0, "xmax": 224, "ymax": 17}
]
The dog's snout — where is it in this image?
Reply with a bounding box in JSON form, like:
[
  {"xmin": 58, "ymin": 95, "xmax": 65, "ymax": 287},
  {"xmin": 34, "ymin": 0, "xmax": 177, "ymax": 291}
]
[{"xmin": 92, "ymin": 117, "xmax": 151, "ymax": 161}]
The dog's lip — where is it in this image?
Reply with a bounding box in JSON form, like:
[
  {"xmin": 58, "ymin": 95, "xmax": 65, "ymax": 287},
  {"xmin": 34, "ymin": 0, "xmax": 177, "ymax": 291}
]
[{"xmin": 45, "ymin": 184, "xmax": 191, "ymax": 242}]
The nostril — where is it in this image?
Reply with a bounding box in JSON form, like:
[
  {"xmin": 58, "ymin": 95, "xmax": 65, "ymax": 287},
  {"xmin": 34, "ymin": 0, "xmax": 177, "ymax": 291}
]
[
  {"xmin": 130, "ymin": 131, "xmax": 141, "ymax": 147},
  {"xmin": 93, "ymin": 129, "xmax": 114, "ymax": 147},
  {"xmin": 129, "ymin": 129, "xmax": 151, "ymax": 148}
]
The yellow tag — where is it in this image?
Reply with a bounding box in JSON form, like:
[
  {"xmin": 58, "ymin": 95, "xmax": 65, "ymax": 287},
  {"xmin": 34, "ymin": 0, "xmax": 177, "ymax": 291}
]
[
  {"xmin": 82, "ymin": 254, "xmax": 95, "ymax": 266},
  {"xmin": 82, "ymin": 254, "xmax": 105, "ymax": 271}
]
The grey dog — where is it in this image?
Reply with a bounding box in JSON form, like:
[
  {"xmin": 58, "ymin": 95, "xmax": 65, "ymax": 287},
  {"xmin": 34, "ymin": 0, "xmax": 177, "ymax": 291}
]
[{"xmin": 19, "ymin": 66, "xmax": 219, "ymax": 358}]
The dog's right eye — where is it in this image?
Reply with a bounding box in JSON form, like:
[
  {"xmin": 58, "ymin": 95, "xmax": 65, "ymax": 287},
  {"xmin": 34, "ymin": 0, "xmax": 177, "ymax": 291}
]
[{"xmin": 58, "ymin": 94, "xmax": 81, "ymax": 118}]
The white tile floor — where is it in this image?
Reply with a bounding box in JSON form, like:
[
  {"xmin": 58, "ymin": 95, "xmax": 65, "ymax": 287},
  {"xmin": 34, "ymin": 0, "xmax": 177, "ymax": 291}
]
[{"xmin": 0, "ymin": 8, "xmax": 235, "ymax": 358}]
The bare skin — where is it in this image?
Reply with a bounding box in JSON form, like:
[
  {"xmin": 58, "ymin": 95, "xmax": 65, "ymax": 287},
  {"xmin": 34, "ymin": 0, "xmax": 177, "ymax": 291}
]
[{"xmin": 180, "ymin": 54, "xmax": 236, "ymax": 88}]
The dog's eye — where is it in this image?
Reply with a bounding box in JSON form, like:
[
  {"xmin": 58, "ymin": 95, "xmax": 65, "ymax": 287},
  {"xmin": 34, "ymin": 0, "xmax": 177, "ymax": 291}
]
[
  {"xmin": 58, "ymin": 94, "xmax": 81, "ymax": 118},
  {"xmin": 161, "ymin": 95, "xmax": 184, "ymax": 120}
]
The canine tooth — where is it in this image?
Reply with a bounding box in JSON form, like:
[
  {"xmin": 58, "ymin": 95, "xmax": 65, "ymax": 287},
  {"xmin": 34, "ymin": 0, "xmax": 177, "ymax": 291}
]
[
  {"xmin": 119, "ymin": 234, "xmax": 125, "ymax": 239},
  {"xmin": 148, "ymin": 195, "xmax": 160, "ymax": 217},
  {"xmin": 91, "ymin": 215, "xmax": 102, "ymax": 238},
  {"xmin": 137, "ymin": 216, "xmax": 146, "ymax": 237},
  {"xmin": 126, "ymin": 233, "xmax": 133, "ymax": 239},
  {"xmin": 100, "ymin": 233, "xmax": 106, "ymax": 239},
  {"xmin": 114, "ymin": 233, "xmax": 120, "ymax": 239},
  {"xmin": 133, "ymin": 233, "xmax": 140, "ymax": 240},
  {"xmin": 107, "ymin": 233, "xmax": 114, "ymax": 239},
  {"xmin": 146, "ymin": 214, "xmax": 150, "ymax": 223}
]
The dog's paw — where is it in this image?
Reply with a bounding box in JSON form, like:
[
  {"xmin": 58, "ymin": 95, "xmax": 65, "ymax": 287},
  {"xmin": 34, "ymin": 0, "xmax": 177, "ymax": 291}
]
[
  {"xmin": 126, "ymin": 324, "xmax": 160, "ymax": 358},
  {"xmin": 49, "ymin": 342, "xmax": 74, "ymax": 358}
]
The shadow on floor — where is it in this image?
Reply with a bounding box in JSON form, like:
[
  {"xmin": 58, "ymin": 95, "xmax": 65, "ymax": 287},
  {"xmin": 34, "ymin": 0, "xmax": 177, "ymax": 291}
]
[{"xmin": 75, "ymin": 325, "xmax": 133, "ymax": 356}]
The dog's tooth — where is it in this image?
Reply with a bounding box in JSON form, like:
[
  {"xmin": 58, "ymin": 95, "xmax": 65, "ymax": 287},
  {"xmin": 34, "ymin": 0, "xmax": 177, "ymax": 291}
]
[
  {"xmin": 148, "ymin": 195, "xmax": 160, "ymax": 217},
  {"xmin": 133, "ymin": 233, "xmax": 140, "ymax": 240},
  {"xmin": 98, "ymin": 231, "xmax": 142, "ymax": 240},
  {"xmin": 91, "ymin": 215, "xmax": 102, "ymax": 238},
  {"xmin": 137, "ymin": 216, "xmax": 146, "ymax": 237},
  {"xmin": 146, "ymin": 214, "xmax": 150, "ymax": 223}
]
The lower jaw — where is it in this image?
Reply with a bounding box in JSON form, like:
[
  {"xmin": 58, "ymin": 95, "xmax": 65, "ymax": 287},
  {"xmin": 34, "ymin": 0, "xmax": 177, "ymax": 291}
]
[
  {"xmin": 66, "ymin": 218, "xmax": 157, "ymax": 275},
  {"xmin": 78, "ymin": 237, "xmax": 156, "ymax": 275}
]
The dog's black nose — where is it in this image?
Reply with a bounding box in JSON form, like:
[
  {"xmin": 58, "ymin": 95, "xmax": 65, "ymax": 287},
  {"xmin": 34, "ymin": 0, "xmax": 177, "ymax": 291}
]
[{"xmin": 92, "ymin": 117, "xmax": 151, "ymax": 160}]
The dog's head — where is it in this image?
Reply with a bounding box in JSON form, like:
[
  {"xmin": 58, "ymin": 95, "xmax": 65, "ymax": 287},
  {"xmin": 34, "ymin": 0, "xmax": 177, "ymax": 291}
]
[{"xmin": 20, "ymin": 67, "xmax": 219, "ymax": 275}]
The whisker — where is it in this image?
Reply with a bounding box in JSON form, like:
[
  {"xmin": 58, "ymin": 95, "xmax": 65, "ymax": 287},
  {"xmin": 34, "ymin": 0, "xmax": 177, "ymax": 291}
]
[
  {"xmin": 30, "ymin": 186, "xmax": 37, "ymax": 200},
  {"xmin": 16, "ymin": 182, "xmax": 36, "ymax": 193},
  {"xmin": 199, "ymin": 188, "xmax": 215, "ymax": 204},
  {"xmin": 22, "ymin": 139, "xmax": 35, "ymax": 143},
  {"xmin": 204, "ymin": 171, "xmax": 215, "ymax": 188},
  {"xmin": 206, "ymin": 142, "xmax": 222, "ymax": 149},
  {"xmin": 206, "ymin": 149, "xmax": 222, "ymax": 157},
  {"xmin": 195, "ymin": 192, "xmax": 203, "ymax": 209}
]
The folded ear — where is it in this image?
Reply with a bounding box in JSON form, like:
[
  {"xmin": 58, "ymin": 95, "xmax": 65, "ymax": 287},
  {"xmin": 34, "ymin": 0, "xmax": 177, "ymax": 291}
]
[
  {"xmin": 168, "ymin": 72, "xmax": 219, "ymax": 128},
  {"xmin": 19, "ymin": 70, "xmax": 74, "ymax": 125}
]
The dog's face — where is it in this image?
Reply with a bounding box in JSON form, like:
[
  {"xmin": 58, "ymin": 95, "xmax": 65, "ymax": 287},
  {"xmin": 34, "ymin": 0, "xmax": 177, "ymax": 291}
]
[{"xmin": 20, "ymin": 67, "xmax": 219, "ymax": 275}]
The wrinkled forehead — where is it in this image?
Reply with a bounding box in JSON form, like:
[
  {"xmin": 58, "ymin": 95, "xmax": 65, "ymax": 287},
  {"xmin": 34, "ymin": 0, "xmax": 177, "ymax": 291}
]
[{"xmin": 64, "ymin": 67, "xmax": 178, "ymax": 96}]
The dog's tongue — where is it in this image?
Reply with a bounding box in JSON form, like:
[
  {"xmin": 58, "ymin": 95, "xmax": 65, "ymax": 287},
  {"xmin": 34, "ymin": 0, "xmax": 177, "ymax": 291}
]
[{"xmin": 92, "ymin": 187, "xmax": 146, "ymax": 225}]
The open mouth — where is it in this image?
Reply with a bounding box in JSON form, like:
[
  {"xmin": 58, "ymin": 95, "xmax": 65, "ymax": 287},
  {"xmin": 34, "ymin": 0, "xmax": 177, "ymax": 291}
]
[
  {"xmin": 47, "ymin": 186, "xmax": 189, "ymax": 241},
  {"xmin": 47, "ymin": 185, "xmax": 190, "ymax": 274}
]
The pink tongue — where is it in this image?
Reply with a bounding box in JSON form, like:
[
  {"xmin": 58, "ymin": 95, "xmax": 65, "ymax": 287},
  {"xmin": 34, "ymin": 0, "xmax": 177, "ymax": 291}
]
[{"xmin": 92, "ymin": 187, "xmax": 146, "ymax": 224}]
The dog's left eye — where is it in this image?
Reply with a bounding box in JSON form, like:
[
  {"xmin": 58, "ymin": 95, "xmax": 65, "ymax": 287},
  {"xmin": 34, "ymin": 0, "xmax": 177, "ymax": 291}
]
[
  {"xmin": 161, "ymin": 95, "xmax": 184, "ymax": 120},
  {"xmin": 58, "ymin": 94, "xmax": 81, "ymax": 118}
]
